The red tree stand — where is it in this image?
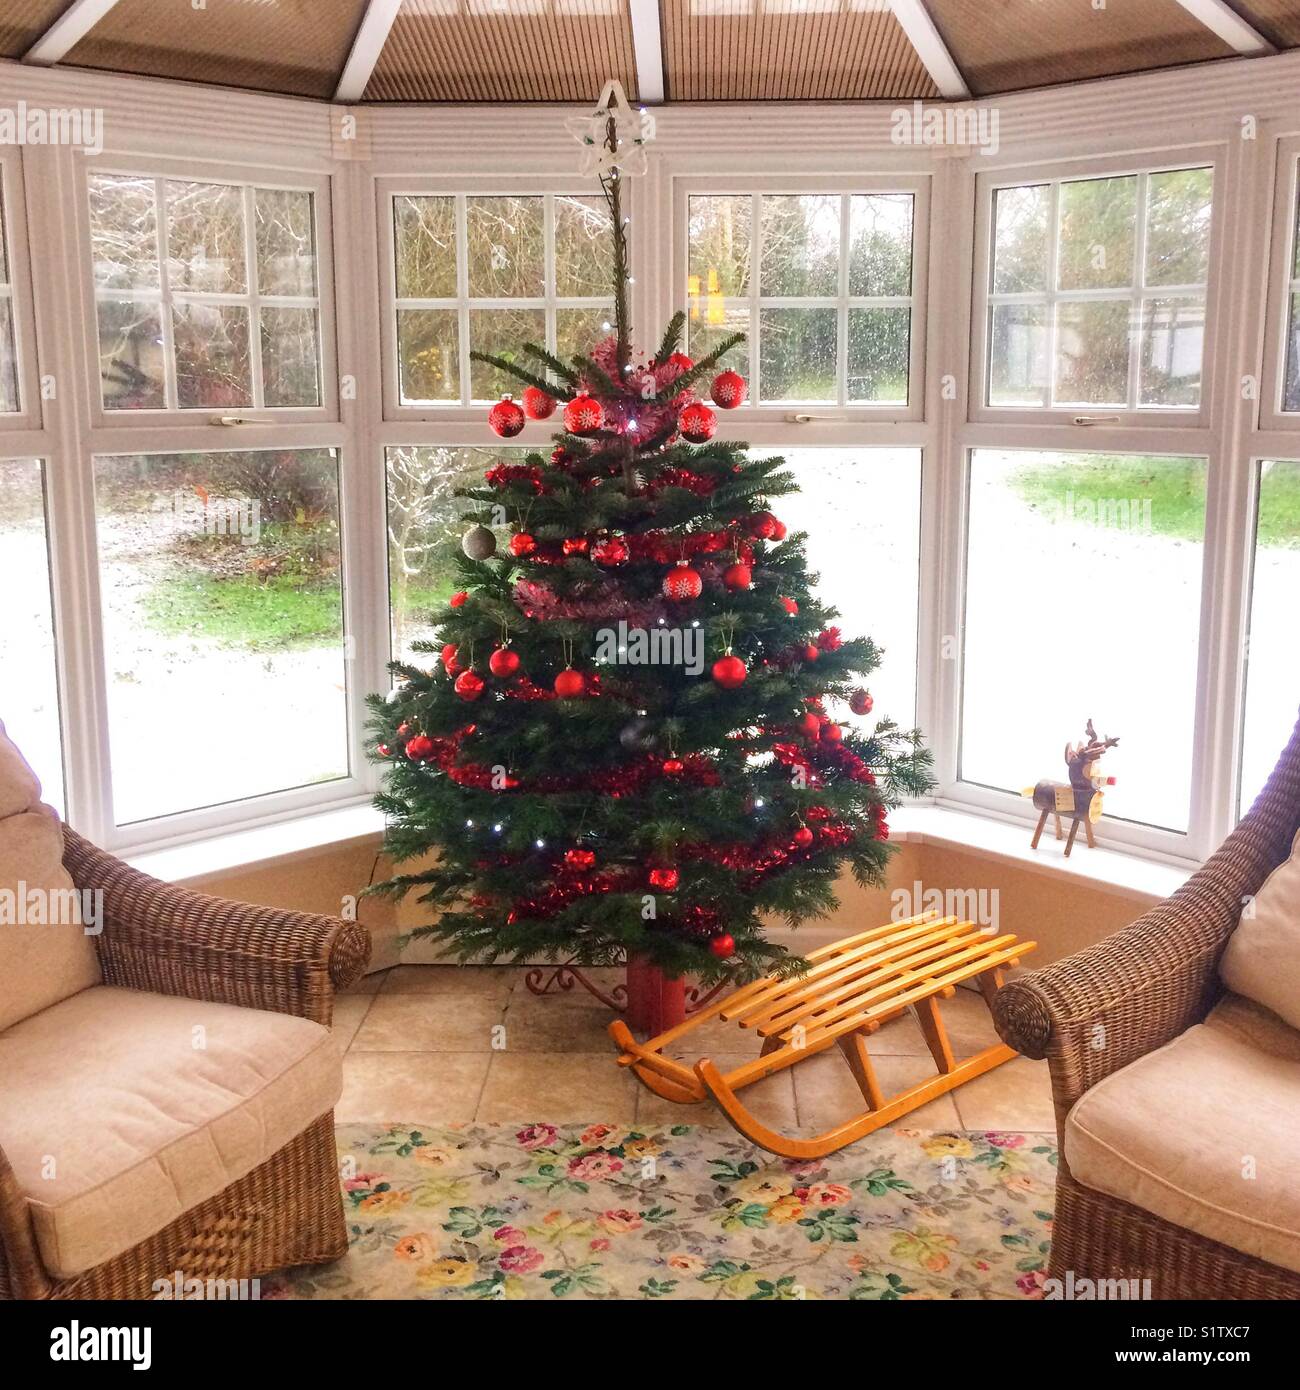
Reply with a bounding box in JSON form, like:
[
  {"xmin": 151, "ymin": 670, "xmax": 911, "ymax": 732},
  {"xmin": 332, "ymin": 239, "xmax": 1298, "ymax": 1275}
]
[{"xmin": 625, "ymin": 954, "xmax": 686, "ymax": 1035}]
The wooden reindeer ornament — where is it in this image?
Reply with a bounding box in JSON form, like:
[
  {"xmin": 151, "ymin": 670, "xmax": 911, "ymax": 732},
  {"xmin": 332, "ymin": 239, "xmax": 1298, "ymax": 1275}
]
[{"xmin": 1025, "ymin": 719, "xmax": 1120, "ymax": 857}]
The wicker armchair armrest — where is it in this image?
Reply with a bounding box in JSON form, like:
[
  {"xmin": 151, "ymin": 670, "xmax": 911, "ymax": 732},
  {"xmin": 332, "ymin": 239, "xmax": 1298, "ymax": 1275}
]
[{"xmin": 62, "ymin": 826, "xmax": 371, "ymax": 1024}]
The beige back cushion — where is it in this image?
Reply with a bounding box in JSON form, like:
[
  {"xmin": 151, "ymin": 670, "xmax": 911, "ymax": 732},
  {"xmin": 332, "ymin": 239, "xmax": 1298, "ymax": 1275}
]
[
  {"xmin": 1219, "ymin": 826, "xmax": 1300, "ymax": 1032},
  {"xmin": 0, "ymin": 722, "xmax": 102, "ymax": 1033}
]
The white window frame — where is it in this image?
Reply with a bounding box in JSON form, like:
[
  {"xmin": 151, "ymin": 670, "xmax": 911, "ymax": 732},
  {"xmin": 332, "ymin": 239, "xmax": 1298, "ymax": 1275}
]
[
  {"xmin": 672, "ymin": 174, "xmax": 930, "ymax": 422},
  {"xmin": 75, "ymin": 157, "xmax": 340, "ymax": 430},
  {"xmin": 0, "ymin": 149, "xmax": 45, "ymax": 432},
  {"xmin": 970, "ymin": 147, "xmax": 1224, "ymax": 430},
  {"xmin": 377, "ymin": 178, "xmax": 617, "ymax": 420}
]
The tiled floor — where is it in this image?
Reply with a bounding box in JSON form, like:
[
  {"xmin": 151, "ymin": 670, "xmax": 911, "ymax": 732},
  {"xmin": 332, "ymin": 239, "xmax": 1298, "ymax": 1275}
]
[{"xmin": 333, "ymin": 965, "xmax": 1057, "ymax": 1136}]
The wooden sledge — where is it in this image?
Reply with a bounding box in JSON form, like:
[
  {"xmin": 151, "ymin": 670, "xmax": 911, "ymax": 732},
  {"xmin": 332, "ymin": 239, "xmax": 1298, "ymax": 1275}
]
[{"xmin": 609, "ymin": 913, "xmax": 1036, "ymax": 1159}]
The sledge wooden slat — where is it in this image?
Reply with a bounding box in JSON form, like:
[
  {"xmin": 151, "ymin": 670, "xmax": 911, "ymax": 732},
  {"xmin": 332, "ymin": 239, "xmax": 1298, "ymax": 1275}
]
[{"xmin": 608, "ymin": 916, "xmax": 1038, "ymax": 1158}]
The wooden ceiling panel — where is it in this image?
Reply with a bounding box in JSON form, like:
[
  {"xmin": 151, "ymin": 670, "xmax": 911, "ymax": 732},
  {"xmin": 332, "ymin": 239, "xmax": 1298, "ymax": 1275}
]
[
  {"xmin": 1233, "ymin": 1, "xmax": 1300, "ymax": 47},
  {"xmin": 926, "ymin": 0, "xmax": 1235, "ymax": 96},
  {"xmin": 65, "ymin": 0, "xmax": 370, "ymax": 99},
  {"xmin": 662, "ymin": 0, "xmax": 939, "ymax": 101},
  {"xmin": 364, "ymin": 0, "xmax": 639, "ymax": 102},
  {"xmin": 0, "ymin": 0, "xmax": 73, "ymax": 58}
]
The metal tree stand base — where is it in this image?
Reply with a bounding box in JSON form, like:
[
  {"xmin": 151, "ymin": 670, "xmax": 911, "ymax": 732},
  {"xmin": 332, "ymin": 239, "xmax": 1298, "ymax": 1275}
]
[{"xmin": 525, "ymin": 955, "xmax": 730, "ymax": 1033}]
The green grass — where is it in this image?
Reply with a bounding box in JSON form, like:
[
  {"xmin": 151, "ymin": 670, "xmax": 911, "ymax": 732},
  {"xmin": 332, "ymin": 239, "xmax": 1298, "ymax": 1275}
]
[{"xmin": 142, "ymin": 572, "xmax": 342, "ymax": 650}]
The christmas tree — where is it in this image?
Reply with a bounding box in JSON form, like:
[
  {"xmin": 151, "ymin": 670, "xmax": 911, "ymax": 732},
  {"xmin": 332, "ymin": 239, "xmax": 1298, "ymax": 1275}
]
[{"xmin": 367, "ymin": 93, "xmax": 933, "ymax": 993}]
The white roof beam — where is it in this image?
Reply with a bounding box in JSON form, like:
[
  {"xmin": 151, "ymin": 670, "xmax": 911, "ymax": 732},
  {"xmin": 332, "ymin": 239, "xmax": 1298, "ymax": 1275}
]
[
  {"xmin": 629, "ymin": 0, "xmax": 665, "ymax": 104},
  {"xmin": 889, "ymin": 0, "xmax": 970, "ymax": 100},
  {"xmin": 24, "ymin": 0, "xmax": 122, "ymax": 66},
  {"xmin": 335, "ymin": 0, "xmax": 404, "ymax": 103},
  {"xmin": 1173, "ymin": 0, "xmax": 1275, "ymax": 55}
]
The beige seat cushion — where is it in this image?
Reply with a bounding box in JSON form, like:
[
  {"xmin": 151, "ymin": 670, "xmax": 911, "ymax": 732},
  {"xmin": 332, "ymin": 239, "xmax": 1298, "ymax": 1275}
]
[
  {"xmin": 0, "ymin": 985, "xmax": 341, "ymax": 1279},
  {"xmin": 0, "ymin": 721, "xmax": 101, "ymax": 1033},
  {"xmin": 1064, "ymin": 1001, "xmax": 1300, "ymax": 1274},
  {"xmin": 1220, "ymin": 826, "xmax": 1300, "ymax": 1030}
]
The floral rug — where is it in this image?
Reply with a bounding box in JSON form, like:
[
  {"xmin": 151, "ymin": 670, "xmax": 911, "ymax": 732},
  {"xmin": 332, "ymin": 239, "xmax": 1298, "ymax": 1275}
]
[{"xmin": 265, "ymin": 1123, "xmax": 1057, "ymax": 1301}]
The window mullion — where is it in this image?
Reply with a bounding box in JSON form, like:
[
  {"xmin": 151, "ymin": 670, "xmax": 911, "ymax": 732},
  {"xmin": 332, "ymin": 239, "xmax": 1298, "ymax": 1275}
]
[
  {"xmin": 455, "ymin": 193, "xmax": 471, "ymax": 407},
  {"xmin": 243, "ymin": 183, "xmax": 265, "ymax": 411},
  {"xmin": 154, "ymin": 177, "xmax": 178, "ymax": 412},
  {"xmin": 837, "ymin": 193, "xmax": 849, "ymax": 407},
  {"xmin": 1129, "ymin": 170, "xmax": 1150, "ymax": 412}
]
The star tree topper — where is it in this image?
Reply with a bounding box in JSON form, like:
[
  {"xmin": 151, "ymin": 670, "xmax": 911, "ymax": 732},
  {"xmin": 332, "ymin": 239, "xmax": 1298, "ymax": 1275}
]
[{"xmin": 564, "ymin": 79, "xmax": 653, "ymax": 178}]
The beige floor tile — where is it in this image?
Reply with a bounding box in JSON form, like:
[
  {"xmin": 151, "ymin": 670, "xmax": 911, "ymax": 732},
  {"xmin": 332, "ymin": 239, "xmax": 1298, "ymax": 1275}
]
[
  {"xmin": 952, "ymin": 1056, "xmax": 1056, "ymax": 1132},
  {"xmin": 477, "ymin": 1052, "xmax": 638, "ymax": 1123},
  {"xmin": 339, "ymin": 968, "xmax": 388, "ymax": 996},
  {"xmin": 382, "ymin": 964, "xmax": 517, "ymax": 1001},
  {"xmin": 793, "ymin": 1050, "xmax": 962, "ymax": 1133},
  {"xmin": 936, "ymin": 987, "xmax": 1004, "ymax": 1056},
  {"xmin": 635, "ymin": 1053, "xmax": 797, "ymax": 1132},
  {"xmin": 351, "ymin": 992, "xmax": 506, "ymax": 1052},
  {"xmin": 331, "ymin": 995, "xmax": 373, "ymax": 1052},
  {"xmin": 336, "ymin": 1051, "xmax": 490, "ymax": 1124},
  {"xmin": 499, "ymin": 991, "xmax": 620, "ymax": 1053}
]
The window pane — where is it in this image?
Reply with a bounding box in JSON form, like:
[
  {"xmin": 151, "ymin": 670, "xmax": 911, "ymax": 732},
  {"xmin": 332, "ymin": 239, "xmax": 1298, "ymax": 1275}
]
[
  {"xmin": 387, "ymin": 445, "xmax": 526, "ymax": 666},
  {"xmin": 848, "ymin": 194, "xmax": 912, "ymax": 298},
  {"xmin": 760, "ymin": 194, "xmax": 840, "ymax": 297},
  {"xmin": 1058, "ymin": 175, "xmax": 1136, "ymax": 291},
  {"xmin": 1054, "ymin": 299, "xmax": 1131, "ymax": 405},
  {"xmin": 166, "ymin": 180, "xmax": 246, "ymax": 295},
  {"xmin": 1145, "ymin": 167, "xmax": 1212, "ymax": 287},
  {"xmin": 172, "ymin": 301, "xmax": 252, "ymax": 408},
  {"xmin": 1140, "ymin": 296, "xmax": 1203, "ymax": 407},
  {"xmin": 0, "ymin": 298, "xmax": 18, "ymax": 414},
  {"xmin": 466, "ymin": 195, "xmax": 543, "ymax": 299},
  {"xmin": 688, "ymin": 194, "xmax": 751, "ymax": 298},
  {"xmin": 554, "ymin": 195, "xmax": 613, "ymax": 297},
  {"xmin": 1240, "ymin": 459, "xmax": 1300, "ymax": 812},
  {"xmin": 759, "ymin": 306, "xmax": 836, "ymax": 402},
  {"xmin": 992, "ymin": 184, "xmax": 1050, "ymax": 294},
  {"xmin": 260, "ymin": 305, "xmax": 321, "ymax": 407},
  {"xmin": 962, "ymin": 450, "xmax": 1206, "ymax": 831},
  {"xmin": 688, "ymin": 301, "xmax": 750, "ymax": 380},
  {"xmin": 88, "ymin": 174, "xmax": 160, "ymax": 291},
  {"xmin": 0, "ymin": 459, "xmax": 62, "ymax": 813},
  {"xmin": 397, "ymin": 308, "xmax": 459, "ymax": 404},
  {"xmin": 255, "ymin": 187, "xmax": 317, "ymax": 297},
  {"xmin": 468, "ymin": 306, "xmax": 545, "ymax": 400},
  {"xmin": 989, "ymin": 302, "xmax": 1048, "ymax": 406},
  {"xmin": 772, "ymin": 448, "xmax": 920, "ymax": 727},
  {"xmin": 1284, "ymin": 291, "xmax": 1300, "ymax": 414},
  {"xmin": 556, "ymin": 305, "xmax": 613, "ymax": 366},
  {"xmin": 393, "ymin": 195, "xmax": 456, "ymax": 299},
  {"xmin": 94, "ymin": 448, "xmax": 347, "ymax": 824},
  {"xmin": 98, "ymin": 299, "xmax": 166, "ymax": 409},
  {"xmin": 847, "ymin": 307, "xmax": 908, "ymax": 404}
]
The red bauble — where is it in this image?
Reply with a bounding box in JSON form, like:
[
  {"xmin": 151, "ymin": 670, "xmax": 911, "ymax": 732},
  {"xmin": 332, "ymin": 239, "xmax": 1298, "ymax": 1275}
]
[
  {"xmin": 710, "ymin": 369, "xmax": 747, "ymax": 409},
  {"xmin": 803, "ymin": 644, "xmax": 820, "ymax": 663},
  {"xmin": 722, "ymin": 562, "xmax": 752, "ymax": 591},
  {"xmin": 441, "ymin": 642, "xmax": 463, "ymax": 676},
  {"xmin": 792, "ymin": 826, "xmax": 815, "ymax": 849},
  {"xmin": 488, "ymin": 397, "xmax": 525, "ymax": 438},
  {"xmin": 591, "ymin": 535, "xmax": 629, "ymax": 567},
  {"xmin": 454, "ymin": 670, "xmax": 485, "ymax": 702},
  {"xmin": 377, "ymin": 743, "xmax": 391, "ymax": 758},
  {"xmin": 562, "ymin": 536, "xmax": 589, "ymax": 556},
  {"xmin": 489, "ymin": 647, "xmax": 521, "ymax": 678},
  {"xmin": 509, "ymin": 532, "xmax": 536, "ymax": 557},
  {"xmin": 663, "ymin": 562, "xmax": 703, "ymax": 601},
  {"xmin": 553, "ymin": 668, "xmax": 586, "ymax": 698},
  {"xmin": 850, "ymin": 688, "xmax": 874, "ymax": 716},
  {"xmin": 662, "ymin": 758, "xmax": 684, "ymax": 776},
  {"xmin": 563, "ymin": 394, "xmax": 604, "ymax": 435},
  {"xmin": 404, "ymin": 733, "xmax": 434, "ymax": 761},
  {"xmin": 749, "ymin": 511, "xmax": 778, "ymax": 540},
  {"xmin": 666, "ymin": 352, "xmax": 694, "ymax": 374},
  {"xmin": 821, "ymin": 721, "xmax": 843, "ymax": 743},
  {"xmin": 449, "ymin": 590, "xmax": 467, "ymax": 607},
  {"xmin": 712, "ymin": 654, "xmax": 747, "ymax": 689},
  {"xmin": 678, "ymin": 401, "xmax": 717, "ymax": 443},
  {"xmin": 522, "ymin": 385, "xmax": 556, "ymax": 419},
  {"xmin": 710, "ymin": 933, "xmax": 736, "ymax": 960},
  {"xmin": 564, "ymin": 848, "xmax": 596, "ymax": 870},
  {"xmin": 797, "ymin": 711, "xmax": 822, "ymax": 738},
  {"xmin": 648, "ymin": 867, "xmax": 680, "ymax": 892},
  {"xmin": 780, "ymin": 596, "xmax": 799, "ymax": 616}
]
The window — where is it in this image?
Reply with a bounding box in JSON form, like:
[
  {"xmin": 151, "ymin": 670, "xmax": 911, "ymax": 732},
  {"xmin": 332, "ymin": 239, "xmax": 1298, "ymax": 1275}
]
[
  {"xmin": 961, "ymin": 450, "xmax": 1207, "ymax": 832},
  {"xmin": 1282, "ymin": 165, "xmax": 1300, "ymax": 414},
  {"xmin": 1240, "ymin": 459, "xmax": 1300, "ymax": 812},
  {"xmin": 92, "ymin": 448, "xmax": 348, "ymax": 825},
  {"xmin": 687, "ymin": 192, "xmax": 917, "ymax": 406},
  {"xmin": 0, "ymin": 179, "xmax": 20, "ymax": 414},
  {"xmin": 0, "ymin": 458, "xmax": 62, "ymax": 811},
  {"xmin": 769, "ymin": 448, "xmax": 921, "ymax": 726},
  {"xmin": 984, "ymin": 165, "xmax": 1213, "ymax": 411},
  {"xmin": 88, "ymin": 174, "xmax": 323, "ymax": 412},
  {"xmin": 391, "ymin": 193, "xmax": 613, "ymax": 406}
]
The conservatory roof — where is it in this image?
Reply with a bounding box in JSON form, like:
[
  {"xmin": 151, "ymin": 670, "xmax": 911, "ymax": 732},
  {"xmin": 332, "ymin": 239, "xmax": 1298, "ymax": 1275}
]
[{"xmin": 2, "ymin": 0, "xmax": 1297, "ymax": 105}]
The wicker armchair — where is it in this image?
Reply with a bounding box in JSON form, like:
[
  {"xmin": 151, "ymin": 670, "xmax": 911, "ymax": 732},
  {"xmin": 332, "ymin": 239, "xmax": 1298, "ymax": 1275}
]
[
  {"xmin": 0, "ymin": 826, "xmax": 371, "ymax": 1300},
  {"xmin": 994, "ymin": 712, "xmax": 1300, "ymax": 1299}
]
